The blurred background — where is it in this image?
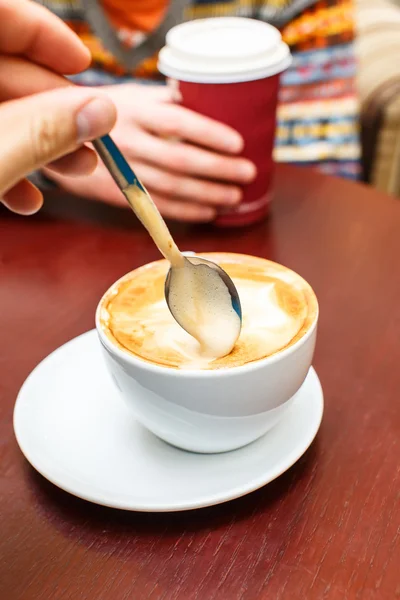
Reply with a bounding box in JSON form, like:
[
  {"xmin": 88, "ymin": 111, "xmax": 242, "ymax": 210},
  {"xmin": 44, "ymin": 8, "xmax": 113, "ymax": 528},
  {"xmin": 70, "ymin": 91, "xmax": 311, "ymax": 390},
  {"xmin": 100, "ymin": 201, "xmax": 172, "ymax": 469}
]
[{"xmin": 356, "ymin": 0, "xmax": 400, "ymax": 198}]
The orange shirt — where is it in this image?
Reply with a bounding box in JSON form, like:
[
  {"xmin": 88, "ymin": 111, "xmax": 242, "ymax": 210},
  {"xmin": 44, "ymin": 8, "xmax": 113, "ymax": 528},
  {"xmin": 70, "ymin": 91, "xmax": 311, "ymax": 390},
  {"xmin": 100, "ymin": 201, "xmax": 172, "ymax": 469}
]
[{"xmin": 102, "ymin": 0, "xmax": 168, "ymax": 33}]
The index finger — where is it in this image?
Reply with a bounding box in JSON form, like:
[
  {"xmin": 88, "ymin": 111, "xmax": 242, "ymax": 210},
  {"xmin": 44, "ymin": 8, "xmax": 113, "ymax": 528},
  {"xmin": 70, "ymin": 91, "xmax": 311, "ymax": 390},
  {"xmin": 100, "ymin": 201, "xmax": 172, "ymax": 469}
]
[
  {"xmin": 140, "ymin": 102, "xmax": 244, "ymax": 155},
  {"xmin": 0, "ymin": 0, "xmax": 90, "ymax": 74}
]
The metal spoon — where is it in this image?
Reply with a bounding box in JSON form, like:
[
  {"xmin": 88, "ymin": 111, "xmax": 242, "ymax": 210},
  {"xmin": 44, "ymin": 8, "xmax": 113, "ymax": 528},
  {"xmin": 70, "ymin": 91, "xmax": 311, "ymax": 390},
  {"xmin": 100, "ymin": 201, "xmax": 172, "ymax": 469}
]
[{"xmin": 93, "ymin": 135, "xmax": 242, "ymax": 351}]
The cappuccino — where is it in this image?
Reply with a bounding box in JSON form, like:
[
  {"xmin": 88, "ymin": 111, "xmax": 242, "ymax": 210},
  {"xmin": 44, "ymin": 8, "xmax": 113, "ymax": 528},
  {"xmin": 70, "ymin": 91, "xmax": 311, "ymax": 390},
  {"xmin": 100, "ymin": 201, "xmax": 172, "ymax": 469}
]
[{"xmin": 99, "ymin": 253, "xmax": 317, "ymax": 370}]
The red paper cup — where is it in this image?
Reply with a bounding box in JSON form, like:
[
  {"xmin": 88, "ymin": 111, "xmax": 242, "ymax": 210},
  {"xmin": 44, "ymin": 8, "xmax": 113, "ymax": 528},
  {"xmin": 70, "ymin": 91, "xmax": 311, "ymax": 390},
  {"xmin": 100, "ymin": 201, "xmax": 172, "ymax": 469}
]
[{"xmin": 158, "ymin": 18, "xmax": 291, "ymax": 226}]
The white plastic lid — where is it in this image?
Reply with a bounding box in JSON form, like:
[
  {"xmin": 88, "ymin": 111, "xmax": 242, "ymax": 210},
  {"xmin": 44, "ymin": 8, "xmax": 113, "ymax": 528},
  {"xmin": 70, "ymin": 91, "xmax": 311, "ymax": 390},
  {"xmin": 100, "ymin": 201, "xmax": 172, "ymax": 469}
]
[{"xmin": 158, "ymin": 18, "xmax": 292, "ymax": 84}]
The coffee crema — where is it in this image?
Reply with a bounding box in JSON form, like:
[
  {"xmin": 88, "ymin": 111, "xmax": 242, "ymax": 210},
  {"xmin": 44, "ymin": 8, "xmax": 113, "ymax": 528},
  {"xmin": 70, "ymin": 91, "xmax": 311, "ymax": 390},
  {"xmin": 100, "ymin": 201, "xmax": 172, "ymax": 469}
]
[{"xmin": 99, "ymin": 253, "xmax": 318, "ymax": 370}]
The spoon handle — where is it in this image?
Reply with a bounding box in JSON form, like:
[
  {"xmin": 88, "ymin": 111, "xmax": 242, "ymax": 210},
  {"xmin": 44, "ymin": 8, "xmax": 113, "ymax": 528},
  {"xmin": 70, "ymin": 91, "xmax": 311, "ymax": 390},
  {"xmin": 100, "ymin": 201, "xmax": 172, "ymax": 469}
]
[
  {"xmin": 93, "ymin": 135, "xmax": 184, "ymax": 267},
  {"xmin": 92, "ymin": 135, "xmax": 143, "ymax": 195}
]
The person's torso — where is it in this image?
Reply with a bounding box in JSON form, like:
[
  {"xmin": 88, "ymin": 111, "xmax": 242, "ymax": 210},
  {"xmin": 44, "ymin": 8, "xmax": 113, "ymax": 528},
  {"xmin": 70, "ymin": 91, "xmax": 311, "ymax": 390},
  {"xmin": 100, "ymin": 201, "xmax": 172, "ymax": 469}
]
[{"xmin": 35, "ymin": 0, "xmax": 332, "ymax": 78}]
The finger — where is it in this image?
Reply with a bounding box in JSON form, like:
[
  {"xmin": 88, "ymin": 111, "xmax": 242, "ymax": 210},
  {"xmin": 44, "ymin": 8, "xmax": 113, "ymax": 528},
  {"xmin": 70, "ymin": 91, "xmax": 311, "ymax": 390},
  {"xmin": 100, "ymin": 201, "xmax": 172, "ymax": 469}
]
[
  {"xmin": 0, "ymin": 0, "xmax": 90, "ymax": 73},
  {"xmin": 137, "ymin": 102, "xmax": 244, "ymax": 154},
  {"xmin": 0, "ymin": 56, "xmax": 70, "ymax": 102},
  {"xmin": 134, "ymin": 161, "xmax": 241, "ymax": 206},
  {"xmin": 102, "ymin": 82, "xmax": 174, "ymax": 104},
  {"xmin": 152, "ymin": 194, "xmax": 217, "ymax": 223},
  {"xmin": 43, "ymin": 165, "xmax": 217, "ymax": 222},
  {"xmin": 128, "ymin": 131, "xmax": 256, "ymax": 183},
  {"xmin": 0, "ymin": 88, "xmax": 116, "ymax": 197},
  {"xmin": 1, "ymin": 178, "xmax": 43, "ymax": 215},
  {"xmin": 42, "ymin": 162, "xmax": 128, "ymax": 206},
  {"xmin": 47, "ymin": 146, "xmax": 98, "ymax": 177},
  {"xmin": 87, "ymin": 185, "xmax": 216, "ymax": 223}
]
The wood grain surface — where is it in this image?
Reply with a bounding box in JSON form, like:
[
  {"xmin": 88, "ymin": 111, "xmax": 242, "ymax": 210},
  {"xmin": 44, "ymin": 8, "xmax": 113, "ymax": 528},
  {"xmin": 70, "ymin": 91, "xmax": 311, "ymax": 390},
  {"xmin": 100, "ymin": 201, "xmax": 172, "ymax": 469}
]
[{"xmin": 0, "ymin": 165, "xmax": 399, "ymax": 600}]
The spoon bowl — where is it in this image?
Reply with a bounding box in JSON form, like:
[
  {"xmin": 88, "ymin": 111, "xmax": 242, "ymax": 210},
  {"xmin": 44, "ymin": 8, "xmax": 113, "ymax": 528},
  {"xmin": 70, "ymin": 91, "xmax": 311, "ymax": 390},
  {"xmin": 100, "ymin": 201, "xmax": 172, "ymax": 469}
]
[
  {"xmin": 165, "ymin": 256, "xmax": 242, "ymax": 356},
  {"xmin": 165, "ymin": 256, "xmax": 242, "ymax": 321}
]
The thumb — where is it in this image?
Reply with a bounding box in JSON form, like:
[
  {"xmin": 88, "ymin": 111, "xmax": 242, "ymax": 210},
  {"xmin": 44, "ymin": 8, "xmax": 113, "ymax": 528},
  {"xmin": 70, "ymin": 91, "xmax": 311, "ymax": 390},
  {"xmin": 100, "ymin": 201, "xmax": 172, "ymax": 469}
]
[{"xmin": 0, "ymin": 86, "xmax": 116, "ymax": 196}]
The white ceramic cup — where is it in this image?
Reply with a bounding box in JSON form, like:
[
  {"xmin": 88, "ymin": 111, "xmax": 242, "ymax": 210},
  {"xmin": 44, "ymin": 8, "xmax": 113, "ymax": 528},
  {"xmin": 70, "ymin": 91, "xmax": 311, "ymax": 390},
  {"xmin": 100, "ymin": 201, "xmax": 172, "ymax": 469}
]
[{"xmin": 96, "ymin": 261, "xmax": 318, "ymax": 454}]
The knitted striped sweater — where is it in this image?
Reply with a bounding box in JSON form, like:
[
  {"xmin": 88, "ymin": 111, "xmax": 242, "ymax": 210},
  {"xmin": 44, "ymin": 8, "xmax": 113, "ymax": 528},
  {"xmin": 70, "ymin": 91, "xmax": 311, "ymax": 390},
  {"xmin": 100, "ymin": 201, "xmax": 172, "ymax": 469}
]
[{"xmin": 36, "ymin": 0, "xmax": 360, "ymax": 178}]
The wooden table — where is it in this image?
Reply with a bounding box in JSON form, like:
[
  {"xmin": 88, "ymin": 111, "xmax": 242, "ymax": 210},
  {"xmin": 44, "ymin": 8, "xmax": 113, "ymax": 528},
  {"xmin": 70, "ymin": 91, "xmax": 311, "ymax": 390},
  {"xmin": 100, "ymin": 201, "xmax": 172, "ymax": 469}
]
[{"xmin": 1, "ymin": 165, "xmax": 399, "ymax": 600}]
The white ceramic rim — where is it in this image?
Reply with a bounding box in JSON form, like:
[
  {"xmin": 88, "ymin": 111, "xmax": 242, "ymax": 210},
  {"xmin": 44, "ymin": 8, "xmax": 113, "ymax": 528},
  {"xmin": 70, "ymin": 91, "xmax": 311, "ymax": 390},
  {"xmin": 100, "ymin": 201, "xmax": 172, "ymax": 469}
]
[
  {"xmin": 13, "ymin": 355, "xmax": 323, "ymax": 512},
  {"xmin": 95, "ymin": 257, "xmax": 319, "ymax": 378}
]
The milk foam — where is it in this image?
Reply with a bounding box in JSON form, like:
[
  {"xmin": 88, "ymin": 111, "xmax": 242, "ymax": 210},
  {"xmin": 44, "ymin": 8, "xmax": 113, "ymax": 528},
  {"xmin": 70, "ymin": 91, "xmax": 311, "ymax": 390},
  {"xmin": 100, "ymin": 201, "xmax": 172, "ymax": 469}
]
[{"xmin": 100, "ymin": 254, "xmax": 315, "ymax": 370}]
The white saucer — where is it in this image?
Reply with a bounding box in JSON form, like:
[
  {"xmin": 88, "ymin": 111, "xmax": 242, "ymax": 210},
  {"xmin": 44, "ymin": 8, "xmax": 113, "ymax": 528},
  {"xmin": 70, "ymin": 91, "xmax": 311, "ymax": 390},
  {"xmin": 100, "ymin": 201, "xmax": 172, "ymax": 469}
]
[{"xmin": 14, "ymin": 331, "xmax": 323, "ymax": 512}]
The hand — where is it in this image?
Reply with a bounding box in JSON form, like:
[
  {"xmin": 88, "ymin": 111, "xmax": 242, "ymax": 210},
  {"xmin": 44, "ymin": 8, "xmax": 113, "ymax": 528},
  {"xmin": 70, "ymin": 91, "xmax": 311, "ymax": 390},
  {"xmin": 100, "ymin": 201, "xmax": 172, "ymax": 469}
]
[
  {"xmin": 47, "ymin": 84, "xmax": 257, "ymax": 222},
  {"xmin": 0, "ymin": 0, "xmax": 116, "ymax": 214}
]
